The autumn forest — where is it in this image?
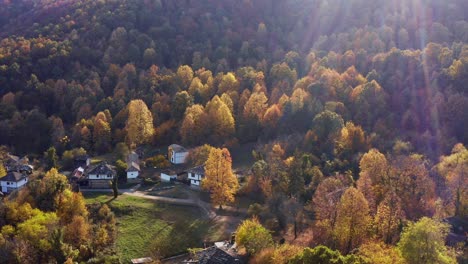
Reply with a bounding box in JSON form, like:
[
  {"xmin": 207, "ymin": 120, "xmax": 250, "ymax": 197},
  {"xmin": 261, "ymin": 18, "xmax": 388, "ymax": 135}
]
[{"xmin": 0, "ymin": 0, "xmax": 467, "ymax": 263}]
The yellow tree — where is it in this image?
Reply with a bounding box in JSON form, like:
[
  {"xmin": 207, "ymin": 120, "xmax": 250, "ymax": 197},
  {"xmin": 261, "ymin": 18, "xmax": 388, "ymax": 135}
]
[
  {"xmin": 434, "ymin": 143, "xmax": 468, "ymax": 217},
  {"xmin": 357, "ymin": 148, "xmax": 390, "ymax": 213},
  {"xmin": 205, "ymin": 96, "xmax": 235, "ymax": 143},
  {"xmin": 334, "ymin": 187, "xmax": 371, "ymax": 253},
  {"xmin": 125, "ymin": 99, "xmax": 154, "ymax": 146},
  {"xmin": 0, "ymin": 164, "xmax": 6, "ymax": 178},
  {"xmin": 202, "ymin": 148, "xmax": 239, "ymax": 209},
  {"xmin": 93, "ymin": 114, "xmax": 111, "ymax": 153},
  {"xmin": 180, "ymin": 104, "xmax": 206, "ymax": 145},
  {"xmin": 374, "ymin": 191, "xmax": 405, "ymax": 244}
]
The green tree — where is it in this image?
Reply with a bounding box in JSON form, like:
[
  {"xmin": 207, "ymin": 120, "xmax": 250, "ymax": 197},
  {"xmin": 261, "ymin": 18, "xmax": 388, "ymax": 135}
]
[
  {"xmin": 289, "ymin": 245, "xmax": 362, "ymax": 264},
  {"xmin": 45, "ymin": 146, "xmax": 59, "ymax": 170},
  {"xmin": 398, "ymin": 217, "xmax": 456, "ymax": 264},
  {"xmin": 235, "ymin": 217, "xmax": 273, "ymax": 255}
]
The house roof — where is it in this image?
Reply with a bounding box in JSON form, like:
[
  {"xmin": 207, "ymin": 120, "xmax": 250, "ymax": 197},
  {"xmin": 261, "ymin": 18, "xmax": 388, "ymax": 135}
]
[
  {"xmin": 188, "ymin": 165, "xmax": 205, "ymax": 175},
  {"xmin": 189, "ymin": 246, "xmax": 241, "ymax": 264},
  {"xmin": 0, "ymin": 171, "xmax": 27, "ymax": 182},
  {"xmin": 127, "ymin": 162, "xmax": 141, "ymax": 172},
  {"xmin": 87, "ymin": 162, "xmax": 115, "ymax": 175},
  {"xmin": 169, "ymin": 144, "xmax": 188, "ymax": 153},
  {"xmin": 7, "ymin": 154, "xmax": 19, "ymax": 163}
]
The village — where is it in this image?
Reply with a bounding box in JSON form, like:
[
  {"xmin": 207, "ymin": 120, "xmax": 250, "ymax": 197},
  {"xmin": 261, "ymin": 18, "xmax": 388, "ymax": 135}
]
[{"xmin": 0, "ymin": 144, "xmax": 249, "ymax": 264}]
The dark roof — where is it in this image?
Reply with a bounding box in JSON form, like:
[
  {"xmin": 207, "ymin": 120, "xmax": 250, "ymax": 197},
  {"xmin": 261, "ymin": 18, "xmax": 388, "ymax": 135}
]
[
  {"xmin": 190, "ymin": 247, "xmax": 241, "ymax": 264},
  {"xmin": 7, "ymin": 154, "xmax": 19, "ymax": 163},
  {"xmin": 0, "ymin": 172, "xmax": 27, "ymax": 182},
  {"xmin": 127, "ymin": 162, "xmax": 141, "ymax": 172},
  {"xmin": 169, "ymin": 144, "xmax": 188, "ymax": 153},
  {"xmin": 188, "ymin": 165, "xmax": 205, "ymax": 175},
  {"xmin": 87, "ymin": 162, "xmax": 115, "ymax": 175}
]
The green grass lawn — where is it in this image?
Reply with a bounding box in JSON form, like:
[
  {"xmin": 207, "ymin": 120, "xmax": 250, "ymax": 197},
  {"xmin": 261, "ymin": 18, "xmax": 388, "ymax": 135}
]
[
  {"xmin": 149, "ymin": 185, "xmax": 189, "ymax": 199},
  {"xmin": 83, "ymin": 193, "xmax": 218, "ymax": 262}
]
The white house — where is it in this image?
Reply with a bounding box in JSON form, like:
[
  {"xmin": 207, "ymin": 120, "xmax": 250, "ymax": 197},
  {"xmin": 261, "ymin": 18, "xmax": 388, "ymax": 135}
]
[
  {"xmin": 188, "ymin": 165, "xmax": 205, "ymax": 187},
  {"xmin": 168, "ymin": 144, "xmax": 189, "ymax": 164},
  {"xmin": 126, "ymin": 162, "xmax": 140, "ymax": 182},
  {"xmin": 160, "ymin": 170, "xmax": 177, "ymax": 182},
  {"xmin": 0, "ymin": 172, "xmax": 28, "ymax": 193}
]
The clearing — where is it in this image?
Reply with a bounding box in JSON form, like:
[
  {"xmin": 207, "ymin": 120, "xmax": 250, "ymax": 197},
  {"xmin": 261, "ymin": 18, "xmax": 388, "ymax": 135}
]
[{"xmin": 83, "ymin": 193, "xmax": 223, "ymax": 262}]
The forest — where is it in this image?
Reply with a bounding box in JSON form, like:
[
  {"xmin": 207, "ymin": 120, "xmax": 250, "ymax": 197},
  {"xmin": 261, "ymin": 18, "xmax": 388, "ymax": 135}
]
[{"xmin": 0, "ymin": 0, "xmax": 467, "ymax": 263}]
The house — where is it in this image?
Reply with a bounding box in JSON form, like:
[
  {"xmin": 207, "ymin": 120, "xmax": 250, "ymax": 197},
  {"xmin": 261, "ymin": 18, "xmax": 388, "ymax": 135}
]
[
  {"xmin": 183, "ymin": 245, "xmax": 242, "ymax": 264},
  {"xmin": 160, "ymin": 170, "xmax": 177, "ymax": 182},
  {"xmin": 4, "ymin": 154, "xmax": 32, "ymax": 173},
  {"xmin": 188, "ymin": 165, "xmax": 205, "ymax": 187},
  {"xmin": 0, "ymin": 171, "xmax": 28, "ymax": 193},
  {"xmin": 79, "ymin": 162, "xmax": 116, "ymax": 189},
  {"xmin": 74, "ymin": 155, "xmax": 90, "ymax": 169},
  {"xmin": 126, "ymin": 162, "xmax": 141, "ymax": 182},
  {"xmin": 168, "ymin": 144, "xmax": 189, "ymax": 164}
]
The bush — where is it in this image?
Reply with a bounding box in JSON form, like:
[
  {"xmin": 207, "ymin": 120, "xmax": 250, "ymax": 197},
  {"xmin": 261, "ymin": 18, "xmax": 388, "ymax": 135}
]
[
  {"xmin": 145, "ymin": 155, "xmax": 170, "ymax": 168},
  {"xmin": 235, "ymin": 217, "xmax": 273, "ymax": 255}
]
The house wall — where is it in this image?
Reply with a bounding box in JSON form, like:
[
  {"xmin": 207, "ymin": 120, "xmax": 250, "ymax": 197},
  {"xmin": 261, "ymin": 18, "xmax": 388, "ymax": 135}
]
[
  {"xmin": 88, "ymin": 173, "xmax": 113, "ymax": 180},
  {"xmin": 0, "ymin": 178, "xmax": 28, "ymax": 193},
  {"xmin": 171, "ymin": 151, "xmax": 188, "ymax": 164},
  {"xmin": 188, "ymin": 172, "xmax": 203, "ymax": 186},
  {"xmin": 161, "ymin": 173, "xmax": 176, "ymax": 182},
  {"xmin": 89, "ymin": 179, "xmax": 111, "ymax": 189},
  {"xmin": 127, "ymin": 171, "xmax": 139, "ymax": 179}
]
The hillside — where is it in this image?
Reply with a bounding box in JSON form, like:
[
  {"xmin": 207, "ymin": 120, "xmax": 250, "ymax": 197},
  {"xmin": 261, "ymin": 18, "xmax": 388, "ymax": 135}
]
[{"xmin": 0, "ymin": 0, "xmax": 467, "ymax": 263}]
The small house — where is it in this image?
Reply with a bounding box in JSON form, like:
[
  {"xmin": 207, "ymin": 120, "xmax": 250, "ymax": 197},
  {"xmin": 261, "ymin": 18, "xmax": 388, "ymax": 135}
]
[
  {"xmin": 126, "ymin": 162, "xmax": 141, "ymax": 182},
  {"xmin": 4, "ymin": 154, "xmax": 31, "ymax": 173},
  {"xmin": 160, "ymin": 170, "xmax": 177, "ymax": 182},
  {"xmin": 82, "ymin": 162, "xmax": 116, "ymax": 189},
  {"xmin": 168, "ymin": 144, "xmax": 189, "ymax": 164},
  {"xmin": 188, "ymin": 165, "xmax": 205, "ymax": 187},
  {"xmin": 183, "ymin": 245, "xmax": 242, "ymax": 264},
  {"xmin": 0, "ymin": 171, "xmax": 28, "ymax": 193}
]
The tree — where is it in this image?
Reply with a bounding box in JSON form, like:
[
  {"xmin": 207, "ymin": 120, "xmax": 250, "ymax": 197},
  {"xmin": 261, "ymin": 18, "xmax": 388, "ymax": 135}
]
[
  {"xmin": 357, "ymin": 241, "xmax": 405, "ymax": 264},
  {"xmin": 235, "ymin": 217, "xmax": 273, "ymax": 255},
  {"xmin": 289, "ymin": 245, "xmax": 362, "ymax": 264},
  {"xmin": 180, "ymin": 104, "xmax": 206, "ymax": 145},
  {"xmin": 93, "ymin": 113, "xmax": 111, "ymax": 153},
  {"xmin": 334, "ymin": 187, "xmax": 371, "ymax": 253},
  {"xmin": 125, "ymin": 99, "xmax": 154, "ymax": 146},
  {"xmin": 115, "ymin": 160, "xmax": 127, "ymax": 183},
  {"xmin": 434, "ymin": 143, "xmax": 468, "ymax": 217},
  {"xmin": 312, "ymin": 110, "xmax": 344, "ymax": 155},
  {"xmin": 357, "ymin": 148, "xmax": 390, "ymax": 213},
  {"xmin": 109, "ymin": 174, "xmax": 118, "ymax": 199},
  {"xmin": 202, "ymin": 148, "xmax": 239, "ymax": 209},
  {"xmin": 374, "ymin": 191, "xmax": 405, "ymax": 244},
  {"xmin": 0, "ymin": 164, "xmax": 6, "ymax": 178},
  {"xmin": 171, "ymin": 91, "xmax": 194, "ymax": 121},
  {"xmin": 398, "ymin": 217, "xmax": 456, "ymax": 264},
  {"xmin": 205, "ymin": 96, "xmax": 235, "ymax": 143},
  {"xmin": 45, "ymin": 146, "xmax": 59, "ymax": 170}
]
